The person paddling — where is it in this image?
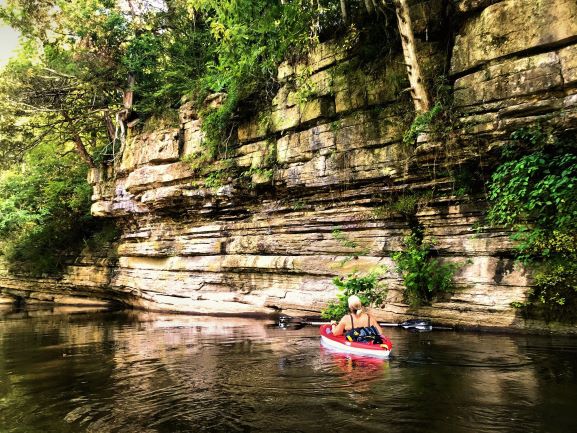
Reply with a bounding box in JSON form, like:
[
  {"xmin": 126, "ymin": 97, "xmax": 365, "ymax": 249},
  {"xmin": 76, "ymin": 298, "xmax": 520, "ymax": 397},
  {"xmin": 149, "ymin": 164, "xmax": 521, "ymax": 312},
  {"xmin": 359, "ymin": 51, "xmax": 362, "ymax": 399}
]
[{"xmin": 330, "ymin": 295, "xmax": 386, "ymax": 342}]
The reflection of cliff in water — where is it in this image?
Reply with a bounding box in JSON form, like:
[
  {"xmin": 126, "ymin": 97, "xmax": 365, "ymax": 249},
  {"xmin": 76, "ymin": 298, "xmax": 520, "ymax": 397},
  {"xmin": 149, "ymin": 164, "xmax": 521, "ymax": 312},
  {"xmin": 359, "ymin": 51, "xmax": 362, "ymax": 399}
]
[
  {"xmin": 98, "ymin": 314, "xmax": 284, "ymax": 433},
  {"xmin": 0, "ymin": 308, "xmax": 119, "ymax": 433},
  {"xmin": 393, "ymin": 331, "xmax": 540, "ymax": 433},
  {"xmin": 2, "ymin": 310, "xmax": 577, "ymax": 433},
  {"xmin": 0, "ymin": 310, "xmax": 296, "ymax": 433}
]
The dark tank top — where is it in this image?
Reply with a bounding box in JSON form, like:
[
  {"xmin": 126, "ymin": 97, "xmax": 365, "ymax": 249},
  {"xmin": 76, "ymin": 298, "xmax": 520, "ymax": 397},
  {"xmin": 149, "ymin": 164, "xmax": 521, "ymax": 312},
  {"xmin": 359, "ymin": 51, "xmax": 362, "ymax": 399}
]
[{"xmin": 345, "ymin": 314, "xmax": 381, "ymax": 344}]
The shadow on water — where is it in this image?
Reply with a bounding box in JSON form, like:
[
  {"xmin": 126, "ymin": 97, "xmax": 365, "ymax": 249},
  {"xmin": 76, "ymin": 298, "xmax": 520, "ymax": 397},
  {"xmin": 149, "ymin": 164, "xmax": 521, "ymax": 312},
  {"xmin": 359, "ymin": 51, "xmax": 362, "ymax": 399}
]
[{"xmin": 1, "ymin": 309, "xmax": 577, "ymax": 433}]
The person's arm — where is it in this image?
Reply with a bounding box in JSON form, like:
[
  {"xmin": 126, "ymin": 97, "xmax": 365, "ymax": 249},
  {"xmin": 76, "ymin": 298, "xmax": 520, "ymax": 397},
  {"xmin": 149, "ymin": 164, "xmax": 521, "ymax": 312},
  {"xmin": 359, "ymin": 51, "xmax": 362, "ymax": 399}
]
[
  {"xmin": 331, "ymin": 316, "xmax": 347, "ymax": 336},
  {"xmin": 371, "ymin": 315, "xmax": 385, "ymax": 335}
]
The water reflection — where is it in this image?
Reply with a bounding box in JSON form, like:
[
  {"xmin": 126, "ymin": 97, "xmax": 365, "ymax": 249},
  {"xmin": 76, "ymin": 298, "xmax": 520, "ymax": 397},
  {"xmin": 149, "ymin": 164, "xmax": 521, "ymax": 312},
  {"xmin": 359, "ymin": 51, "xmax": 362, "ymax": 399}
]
[
  {"xmin": 319, "ymin": 347, "xmax": 389, "ymax": 403},
  {"xmin": 1, "ymin": 308, "xmax": 576, "ymax": 433}
]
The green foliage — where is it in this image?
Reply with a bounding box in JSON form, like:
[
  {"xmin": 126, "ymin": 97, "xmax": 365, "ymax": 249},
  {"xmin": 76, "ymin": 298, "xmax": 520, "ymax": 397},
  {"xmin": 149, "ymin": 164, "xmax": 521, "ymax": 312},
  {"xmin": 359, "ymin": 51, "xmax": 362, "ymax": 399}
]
[
  {"xmin": 242, "ymin": 167, "xmax": 274, "ymax": 186},
  {"xmin": 192, "ymin": 0, "xmax": 400, "ymax": 158},
  {"xmin": 331, "ymin": 228, "xmax": 358, "ymax": 249},
  {"xmin": 290, "ymin": 198, "xmax": 308, "ymax": 211},
  {"xmin": 402, "ymin": 76, "xmax": 459, "ymax": 149},
  {"xmin": 0, "ymin": 0, "xmax": 214, "ymax": 166},
  {"xmin": 0, "ymin": 0, "xmax": 406, "ymax": 171},
  {"xmin": 392, "ymin": 192, "xmax": 432, "ymax": 218},
  {"xmin": 371, "ymin": 191, "xmax": 433, "ymax": 220},
  {"xmin": 513, "ymin": 251, "xmax": 577, "ymax": 321},
  {"xmin": 532, "ymin": 261, "xmax": 577, "ymax": 306},
  {"xmin": 257, "ymin": 111, "xmax": 273, "ymax": 134},
  {"xmin": 488, "ymin": 143, "xmax": 577, "ymax": 234},
  {"xmin": 196, "ymin": 157, "xmax": 236, "ymax": 189},
  {"xmin": 321, "ymin": 269, "xmax": 388, "ymax": 321},
  {"xmin": 294, "ymin": 67, "xmax": 316, "ymax": 106},
  {"xmin": 182, "ymin": 151, "xmax": 213, "ymax": 175},
  {"xmin": 487, "ymin": 126, "xmax": 577, "ymax": 320},
  {"xmin": 0, "ymin": 144, "xmax": 101, "ymax": 275},
  {"xmin": 509, "ymin": 126, "xmax": 549, "ymax": 148},
  {"xmin": 487, "ymin": 127, "xmax": 577, "ymax": 255},
  {"xmin": 392, "ymin": 234, "xmax": 460, "ymax": 308},
  {"xmin": 199, "ymin": 92, "xmax": 239, "ymax": 158},
  {"xmin": 0, "ymin": 45, "xmax": 114, "ymax": 166},
  {"xmin": 192, "ymin": 0, "xmax": 315, "ymax": 155},
  {"xmin": 0, "ymin": 0, "xmax": 403, "ymax": 170},
  {"xmin": 521, "ymin": 231, "xmax": 576, "ymax": 311},
  {"xmin": 2, "ymin": 0, "xmax": 212, "ymax": 114},
  {"xmin": 204, "ymin": 171, "xmax": 226, "ymax": 189},
  {"xmin": 124, "ymin": 10, "xmax": 213, "ymax": 117},
  {"xmin": 402, "ymin": 102, "xmax": 443, "ymax": 146}
]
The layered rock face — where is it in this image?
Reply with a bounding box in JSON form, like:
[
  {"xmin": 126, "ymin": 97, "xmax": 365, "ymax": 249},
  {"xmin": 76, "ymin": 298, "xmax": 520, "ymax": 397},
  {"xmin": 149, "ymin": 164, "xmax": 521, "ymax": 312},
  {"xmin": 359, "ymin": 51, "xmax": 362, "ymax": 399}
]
[
  {"xmin": 0, "ymin": 255, "xmax": 114, "ymax": 307},
  {"xmin": 2, "ymin": 0, "xmax": 576, "ymax": 331}
]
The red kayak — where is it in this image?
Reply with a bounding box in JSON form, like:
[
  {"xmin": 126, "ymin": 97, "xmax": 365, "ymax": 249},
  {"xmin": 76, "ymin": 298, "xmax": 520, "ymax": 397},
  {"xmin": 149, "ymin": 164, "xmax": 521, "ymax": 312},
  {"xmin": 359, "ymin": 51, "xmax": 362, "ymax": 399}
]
[{"xmin": 319, "ymin": 324, "xmax": 392, "ymax": 359}]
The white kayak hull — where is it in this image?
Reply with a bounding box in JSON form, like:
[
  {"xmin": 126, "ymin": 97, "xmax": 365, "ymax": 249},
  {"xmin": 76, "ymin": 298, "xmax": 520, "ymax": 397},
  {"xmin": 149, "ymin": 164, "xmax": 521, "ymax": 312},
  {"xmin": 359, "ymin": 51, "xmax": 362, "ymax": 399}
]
[{"xmin": 320, "ymin": 334, "xmax": 391, "ymax": 359}]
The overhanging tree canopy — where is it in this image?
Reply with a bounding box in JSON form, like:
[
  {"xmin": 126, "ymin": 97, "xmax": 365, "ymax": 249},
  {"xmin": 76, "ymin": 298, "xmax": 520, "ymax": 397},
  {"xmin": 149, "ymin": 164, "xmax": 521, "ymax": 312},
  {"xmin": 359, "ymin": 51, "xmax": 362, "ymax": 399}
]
[{"xmin": 0, "ymin": 0, "xmax": 432, "ymax": 167}]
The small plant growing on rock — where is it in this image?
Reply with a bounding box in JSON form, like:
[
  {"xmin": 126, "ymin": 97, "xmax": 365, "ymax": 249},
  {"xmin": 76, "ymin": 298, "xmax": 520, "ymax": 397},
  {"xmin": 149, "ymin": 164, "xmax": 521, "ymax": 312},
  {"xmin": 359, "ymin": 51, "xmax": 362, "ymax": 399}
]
[
  {"xmin": 402, "ymin": 101, "xmax": 442, "ymax": 146},
  {"xmin": 321, "ymin": 269, "xmax": 388, "ymax": 321},
  {"xmin": 331, "ymin": 227, "xmax": 370, "ymax": 264},
  {"xmin": 294, "ymin": 66, "xmax": 316, "ymax": 106},
  {"xmin": 392, "ymin": 234, "xmax": 461, "ymax": 308},
  {"xmin": 290, "ymin": 198, "xmax": 308, "ymax": 211},
  {"xmin": 371, "ymin": 190, "xmax": 433, "ymax": 221},
  {"xmin": 402, "ymin": 76, "xmax": 459, "ymax": 148},
  {"xmin": 331, "ymin": 228, "xmax": 358, "ymax": 249},
  {"xmin": 182, "ymin": 152, "xmax": 212, "ymax": 175},
  {"xmin": 242, "ymin": 167, "xmax": 274, "ymax": 187},
  {"xmin": 204, "ymin": 171, "xmax": 225, "ymax": 188}
]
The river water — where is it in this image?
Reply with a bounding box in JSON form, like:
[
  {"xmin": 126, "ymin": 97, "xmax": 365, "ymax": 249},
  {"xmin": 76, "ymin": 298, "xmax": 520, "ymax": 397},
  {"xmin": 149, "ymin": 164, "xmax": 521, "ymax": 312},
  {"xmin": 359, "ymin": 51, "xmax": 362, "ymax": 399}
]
[{"xmin": 1, "ymin": 307, "xmax": 576, "ymax": 433}]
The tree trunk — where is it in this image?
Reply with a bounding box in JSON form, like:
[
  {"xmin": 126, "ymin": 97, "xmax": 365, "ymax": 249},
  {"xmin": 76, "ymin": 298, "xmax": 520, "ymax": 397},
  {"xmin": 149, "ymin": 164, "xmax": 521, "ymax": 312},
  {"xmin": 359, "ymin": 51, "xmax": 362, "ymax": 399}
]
[
  {"xmin": 71, "ymin": 133, "xmax": 96, "ymax": 168},
  {"xmin": 364, "ymin": 0, "xmax": 375, "ymax": 15},
  {"xmin": 391, "ymin": 0, "xmax": 431, "ymax": 113},
  {"xmin": 62, "ymin": 112, "xmax": 96, "ymax": 168},
  {"xmin": 123, "ymin": 74, "xmax": 135, "ymax": 111},
  {"xmin": 103, "ymin": 111, "xmax": 116, "ymax": 143},
  {"xmin": 340, "ymin": 0, "xmax": 349, "ymax": 25},
  {"xmin": 71, "ymin": 132, "xmax": 96, "ymax": 168}
]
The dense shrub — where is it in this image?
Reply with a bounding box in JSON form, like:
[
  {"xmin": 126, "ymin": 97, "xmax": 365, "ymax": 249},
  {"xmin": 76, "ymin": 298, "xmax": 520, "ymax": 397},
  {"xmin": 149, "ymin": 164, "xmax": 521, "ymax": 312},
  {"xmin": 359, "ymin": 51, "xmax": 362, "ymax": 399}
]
[
  {"xmin": 0, "ymin": 144, "xmax": 111, "ymax": 275},
  {"xmin": 321, "ymin": 270, "xmax": 388, "ymax": 321},
  {"xmin": 487, "ymin": 127, "xmax": 577, "ymax": 320},
  {"xmin": 392, "ymin": 234, "xmax": 460, "ymax": 308}
]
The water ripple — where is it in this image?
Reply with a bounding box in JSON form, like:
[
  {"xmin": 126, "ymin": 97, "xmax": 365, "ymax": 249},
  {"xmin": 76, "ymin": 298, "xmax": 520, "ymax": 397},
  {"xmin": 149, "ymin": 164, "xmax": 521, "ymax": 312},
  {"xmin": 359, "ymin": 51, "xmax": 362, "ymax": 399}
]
[{"xmin": 1, "ymin": 311, "xmax": 577, "ymax": 433}]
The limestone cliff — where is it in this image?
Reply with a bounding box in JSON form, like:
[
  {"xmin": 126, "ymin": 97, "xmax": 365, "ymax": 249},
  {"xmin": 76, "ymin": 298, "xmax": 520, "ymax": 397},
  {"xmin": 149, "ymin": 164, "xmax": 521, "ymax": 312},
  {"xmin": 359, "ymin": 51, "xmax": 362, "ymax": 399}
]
[{"xmin": 2, "ymin": 0, "xmax": 577, "ymax": 332}]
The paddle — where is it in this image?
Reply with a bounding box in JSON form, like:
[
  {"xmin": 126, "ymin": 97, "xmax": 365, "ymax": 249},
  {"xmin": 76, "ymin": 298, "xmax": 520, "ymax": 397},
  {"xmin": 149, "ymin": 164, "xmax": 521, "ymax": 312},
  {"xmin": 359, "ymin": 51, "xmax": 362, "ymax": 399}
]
[
  {"xmin": 295, "ymin": 320, "xmax": 400, "ymax": 327},
  {"xmin": 278, "ymin": 316, "xmax": 451, "ymax": 331}
]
